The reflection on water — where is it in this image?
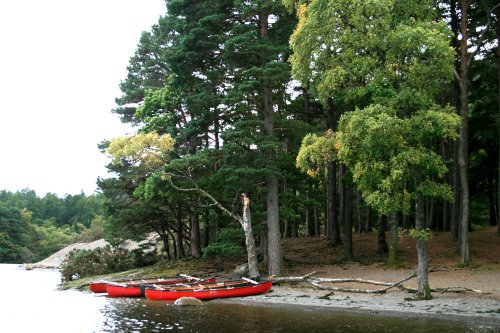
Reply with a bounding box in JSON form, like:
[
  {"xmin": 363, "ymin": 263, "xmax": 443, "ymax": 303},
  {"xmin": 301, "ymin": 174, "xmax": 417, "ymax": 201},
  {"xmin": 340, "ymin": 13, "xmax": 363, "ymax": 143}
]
[{"xmin": 1, "ymin": 264, "xmax": 497, "ymax": 333}]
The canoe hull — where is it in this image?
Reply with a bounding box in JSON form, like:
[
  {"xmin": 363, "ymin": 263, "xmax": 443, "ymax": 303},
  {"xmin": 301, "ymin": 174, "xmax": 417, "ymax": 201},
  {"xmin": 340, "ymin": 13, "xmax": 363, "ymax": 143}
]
[
  {"xmin": 89, "ymin": 282, "xmax": 108, "ymax": 293},
  {"xmin": 145, "ymin": 281, "xmax": 272, "ymax": 301},
  {"xmin": 106, "ymin": 277, "xmax": 217, "ymax": 297}
]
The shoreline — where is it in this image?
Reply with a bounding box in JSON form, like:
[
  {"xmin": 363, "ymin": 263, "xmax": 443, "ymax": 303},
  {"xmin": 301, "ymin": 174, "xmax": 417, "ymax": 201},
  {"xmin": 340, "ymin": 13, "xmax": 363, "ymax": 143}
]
[{"xmin": 214, "ymin": 285, "xmax": 500, "ymax": 329}]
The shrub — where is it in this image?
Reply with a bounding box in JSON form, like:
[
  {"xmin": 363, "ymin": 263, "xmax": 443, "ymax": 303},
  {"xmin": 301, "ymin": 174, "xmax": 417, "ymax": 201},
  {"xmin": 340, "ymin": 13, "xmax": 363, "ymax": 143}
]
[
  {"xmin": 202, "ymin": 227, "xmax": 245, "ymax": 259},
  {"xmin": 60, "ymin": 246, "xmax": 157, "ymax": 282}
]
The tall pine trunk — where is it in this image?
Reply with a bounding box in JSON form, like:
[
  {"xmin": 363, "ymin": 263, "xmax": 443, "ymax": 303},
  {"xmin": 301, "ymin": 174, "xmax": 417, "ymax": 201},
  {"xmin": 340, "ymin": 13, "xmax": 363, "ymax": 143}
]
[
  {"xmin": 259, "ymin": 5, "xmax": 282, "ymax": 276},
  {"xmin": 496, "ymin": 18, "xmax": 500, "ymax": 234},
  {"xmin": 458, "ymin": 0, "xmax": 470, "ymax": 263},
  {"xmin": 189, "ymin": 207, "xmax": 201, "ymax": 259}
]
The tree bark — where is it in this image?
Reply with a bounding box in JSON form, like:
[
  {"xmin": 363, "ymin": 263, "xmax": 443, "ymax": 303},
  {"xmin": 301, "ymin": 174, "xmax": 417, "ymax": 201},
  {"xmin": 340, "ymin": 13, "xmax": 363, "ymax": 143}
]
[
  {"xmin": 241, "ymin": 193, "xmax": 260, "ymax": 278},
  {"xmin": 377, "ymin": 215, "xmax": 389, "ymax": 253},
  {"xmin": 413, "ymin": 169, "xmax": 431, "ymax": 300},
  {"xmin": 189, "ymin": 207, "xmax": 201, "ymax": 259},
  {"xmin": 458, "ymin": 0, "xmax": 470, "ymax": 263},
  {"xmin": 175, "ymin": 202, "xmax": 185, "ymax": 259},
  {"xmin": 356, "ymin": 190, "xmax": 366, "ymax": 233},
  {"xmin": 343, "ymin": 185, "xmax": 353, "ymax": 261},
  {"xmin": 388, "ymin": 212, "xmax": 399, "ymax": 267},
  {"xmin": 451, "ymin": 140, "xmax": 461, "ymax": 240},
  {"xmin": 203, "ymin": 209, "xmax": 210, "ymax": 248},
  {"xmin": 327, "ymin": 161, "xmax": 341, "ymax": 246},
  {"xmin": 305, "ymin": 185, "xmax": 314, "ymax": 237},
  {"xmin": 259, "ymin": 4, "xmax": 282, "ymax": 277},
  {"xmin": 497, "ymin": 18, "xmax": 500, "ymax": 234}
]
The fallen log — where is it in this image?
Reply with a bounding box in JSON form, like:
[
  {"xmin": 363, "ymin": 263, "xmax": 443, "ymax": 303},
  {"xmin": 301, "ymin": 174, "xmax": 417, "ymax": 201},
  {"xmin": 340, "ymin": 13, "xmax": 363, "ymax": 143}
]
[{"xmin": 268, "ymin": 267, "xmax": 482, "ymax": 295}]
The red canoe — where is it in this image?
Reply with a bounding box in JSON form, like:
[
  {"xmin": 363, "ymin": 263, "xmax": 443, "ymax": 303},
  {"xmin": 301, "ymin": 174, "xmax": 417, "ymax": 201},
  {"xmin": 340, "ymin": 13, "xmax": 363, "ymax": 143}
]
[
  {"xmin": 90, "ymin": 277, "xmax": 184, "ymax": 294},
  {"xmin": 144, "ymin": 279, "xmax": 272, "ymax": 301},
  {"xmin": 106, "ymin": 277, "xmax": 217, "ymax": 297}
]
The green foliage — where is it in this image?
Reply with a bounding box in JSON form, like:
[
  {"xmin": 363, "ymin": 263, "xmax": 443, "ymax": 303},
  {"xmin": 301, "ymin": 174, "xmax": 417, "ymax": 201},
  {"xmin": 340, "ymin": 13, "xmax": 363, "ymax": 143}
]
[
  {"xmin": 296, "ymin": 130, "xmax": 336, "ymax": 177},
  {"xmin": 60, "ymin": 246, "xmax": 157, "ymax": 282},
  {"xmin": 0, "ymin": 190, "xmax": 109, "ymax": 262},
  {"xmin": 337, "ymin": 103, "xmax": 460, "ymax": 216},
  {"xmin": 202, "ymin": 228, "xmax": 245, "ymax": 259},
  {"xmin": 399, "ymin": 227, "xmax": 433, "ymax": 241}
]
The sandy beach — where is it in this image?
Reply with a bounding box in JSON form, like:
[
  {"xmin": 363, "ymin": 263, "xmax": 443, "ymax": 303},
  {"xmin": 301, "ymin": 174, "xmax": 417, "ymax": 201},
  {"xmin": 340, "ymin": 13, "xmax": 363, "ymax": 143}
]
[{"xmin": 216, "ymin": 280, "xmax": 500, "ymax": 329}]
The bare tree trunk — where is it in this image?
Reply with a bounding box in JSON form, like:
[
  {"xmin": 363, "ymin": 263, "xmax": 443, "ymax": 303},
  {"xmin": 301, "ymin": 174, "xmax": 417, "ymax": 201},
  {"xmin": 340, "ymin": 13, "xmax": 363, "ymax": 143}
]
[
  {"xmin": 327, "ymin": 161, "xmax": 341, "ymax": 246},
  {"xmin": 356, "ymin": 190, "xmax": 366, "ymax": 233},
  {"xmin": 259, "ymin": 6, "xmax": 282, "ymax": 276},
  {"xmin": 189, "ymin": 207, "xmax": 201, "ymax": 259},
  {"xmin": 458, "ymin": 0, "xmax": 470, "ymax": 263},
  {"xmin": 203, "ymin": 209, "xmax": 210, "ymax": 248},
  {"xmin": 488, "ymin": 173, "xmax": 497, "ymax": 226},
  {"xmin": 414, "ymin": 169, "xmax": 431, "ymax": 300},
  {"xmin": 366, "ymin": 206, "xmax": 372, "ymax": 233},
  {"xmin": 452, "ymin": 140, "xmax": 461, "ymax": 240},
  {"xmin": 450, "ymin": 0, "xmax": 461, "ymax": 241},
  {"xmin": 388, "ymin": 212, "xmax": 399, "ymax": 267},
  {"xmin": 175, "ymin": 202, "xmax": 185, "ymax": 259},
  {"xmin": 442, "ymin": 142, "xmax": 451, "ymax": 232},
  {"xmin": 305, "ymin": 185, "xmax": 314, "ymax": 237},
  {"xmin": 377, "ymin": 215, "xmax": 389, "ymax": 253},
  {"xmin": 241, "ymin": 193, "xmax": 260, "ymax": 278},
  {"xmin": 343, "ymin": 185, "xmax": 353, "ymax": 261},
  {"xmin": 497, "ymin": 19, "xmax": 500, "ymax": 234}
]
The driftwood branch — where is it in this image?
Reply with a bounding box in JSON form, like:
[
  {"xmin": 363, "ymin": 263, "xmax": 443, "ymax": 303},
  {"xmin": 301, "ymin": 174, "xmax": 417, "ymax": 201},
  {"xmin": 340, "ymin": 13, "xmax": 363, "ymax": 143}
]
[{"xmin": 269, "ymin": 269, "xmax": 483, "ymax": 295}]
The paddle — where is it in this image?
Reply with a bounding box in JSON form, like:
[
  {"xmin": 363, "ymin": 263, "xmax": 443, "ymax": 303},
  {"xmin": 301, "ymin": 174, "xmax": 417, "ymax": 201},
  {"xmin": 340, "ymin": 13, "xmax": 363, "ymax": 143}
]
[{"xmin": 242, "ymin": 277, "xmax": 260, "ymax": 285}]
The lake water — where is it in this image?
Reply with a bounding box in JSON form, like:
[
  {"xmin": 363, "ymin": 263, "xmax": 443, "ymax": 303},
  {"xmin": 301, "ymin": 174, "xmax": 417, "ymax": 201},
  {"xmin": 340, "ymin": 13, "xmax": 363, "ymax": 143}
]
[{"xmin": 0, "ymin": 264, "xmax": 497, "ymax": 333}]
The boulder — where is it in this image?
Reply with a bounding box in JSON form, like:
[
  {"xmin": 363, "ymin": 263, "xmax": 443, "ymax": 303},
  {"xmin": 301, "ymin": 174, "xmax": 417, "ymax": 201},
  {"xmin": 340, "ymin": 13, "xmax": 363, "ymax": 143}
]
[
  {"xmin": 234, "ymin": 263, "xmax": 248, "ymax": 276},
  {"xmin": 174, "ymin": 297, "xmax": 203, "ymax": 306}
]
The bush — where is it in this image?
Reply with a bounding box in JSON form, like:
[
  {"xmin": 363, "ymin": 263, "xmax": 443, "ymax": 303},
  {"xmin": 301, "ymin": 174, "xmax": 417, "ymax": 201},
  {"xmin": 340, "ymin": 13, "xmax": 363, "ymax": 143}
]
[
  {"xmin": 60, "ymin": 246, "xmax": 157, "ymax": 282},
  {"xmin": 202, "ymin": 227, "xmax": 245, "ymax": 259}
]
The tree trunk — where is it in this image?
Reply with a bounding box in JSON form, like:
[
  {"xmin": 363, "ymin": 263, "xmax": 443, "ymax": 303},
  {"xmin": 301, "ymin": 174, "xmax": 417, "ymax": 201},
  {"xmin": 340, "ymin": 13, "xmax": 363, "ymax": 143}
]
[
  {"xmin": 175, "ymin": 202, "xmax": 185, "ymax": 259},
  {"xmin": 343, "ymin": 185, "xmax": 353, "ymax": 261},
  {"xmin": 442, "ymin": 142, "xmax": 451, "ymax": 232},
  {"xmin": 377, "ymin": 215, "xmax": 389, "ymax": 253},
  {"xmin": 260, "ymin": 222, "xmax": 268, "ymax": 263},
  {"xmin": 497, "ymin": 19, "xmax": 500, "ymax": 234},
  {"xmin": 326, "ymin": 97, "xmax": 341, "ymax": 246},
  {"xmin": 327, "ymin": 161, "xmax": 341, "ymax": 246},
  {"xmin": 189, "ymin": 207, "xmax": 201, "ymax": 259},
  {"xmin": 241, "ymin": 193, "xmax": 260, "ymax": 278},
  {"xmin": 494, "ymin": 13, "xmax": 500, "ymax": 232},
  {"xmin": 158, "ymin": 226, "xmax": 171, "ymax": 260},
  {"xmin": 413, "ymin": 170, "xmax": 432, "ymax": 300},
  {"xmin": 339, "ymin": 164, "xmax": 345, "ymax": 234},
  {"xmin": 488, "ymin": 173, "xmax": 497, "ymax": 226},
  {"xmin": 388, "ymin": 212, "xmax": 399, "ymax": 267},
  {"xmin": 366, "ymin": 206, "xmax": 372, "ymax": 233},
  {"xmin": 356, "ymin": 190, "xmax": 366, "ymax": 233},
  {"xmin": 450, "ymin": 0, "xmax": 461, "ymax": 241},
  {"xmin": 305, "ymin": 185, "xmax": 314, "ymax": 237},
  {"xmin": 259, "ymin": 5, "xmax": 282, "ymax": 277},
  {"xmin": 451, "ymin": 140, "xmax": 461, "ymax": 240},
  {"xmin": 203, "ymin": 209, "xmax": 210, "ymax": 248},
  {"xmin": 459, "ymin": 0, "xmax": 470, "ymax": 263}
]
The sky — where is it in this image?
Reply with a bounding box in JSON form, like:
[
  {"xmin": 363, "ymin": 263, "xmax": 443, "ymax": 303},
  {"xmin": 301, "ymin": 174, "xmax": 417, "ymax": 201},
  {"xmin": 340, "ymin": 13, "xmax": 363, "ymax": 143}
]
[{"xmin": 0, "ymin": 0, "xmax": 166, "ymax": 197}]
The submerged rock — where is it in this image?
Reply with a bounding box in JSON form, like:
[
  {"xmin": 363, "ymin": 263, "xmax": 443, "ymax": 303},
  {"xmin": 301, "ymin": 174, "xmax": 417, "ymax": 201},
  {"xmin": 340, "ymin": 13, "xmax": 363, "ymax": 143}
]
[{"xmin": 174, "ymin": 297, "xmax": 203, "ymax": 306}]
